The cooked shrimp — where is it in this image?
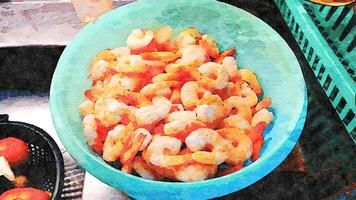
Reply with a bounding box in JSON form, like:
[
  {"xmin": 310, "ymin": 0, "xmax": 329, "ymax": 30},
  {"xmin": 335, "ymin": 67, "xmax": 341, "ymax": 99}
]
[
  {"xmin": 140, "ymin": 81, "xmax": 179, "ymax": 99},
  {"xmin": 134, "ymin": 97, "xmax": 172, "ymax": 125},
  {"xmin": 82, "ymin": 114, "xmax": 97, "ymax": 145},
  {"xmin": 154, "ymin": 25, "xmax": 173, "ymax": 45},
  {"xmin": 164, "ymin": 61, "xmax": 201, "ymax": 74},
  {"xmin": 141, "ymin": 51, "xmax": 179, "ymax": 63},
  {"xmin": 170, "ymin": 89, "xmax": 181, "ymax": 104},
  {"xmin": 180, "ymin": 81, "xmax": 209, "ymax": 109},
  {"xmin": 215, "ymin": 48, "xmax": 236, "ymax": 63},
  {"xmin": 217, "ymin": 128, "xmax": 252, "ymax": 165},
  {"xmin": 226, "ymin": 82, "xmax": 241, "ymax": 97},
  {"xmin": 174, "ymin": 163, "xmax": 217, "ymax": 182},
  {"xmin": 199, "ymin": 34, "xmax": 219, "ymax": 59},
  {"xmin": 120, "ymin": 76, "xmax": 139, "ymax": 92},
  {"xmin": 255, "ymin": 97, "xmax": 272, "ymax": 112},
  {"xmin": 223, "ymin": 96, "xmax": 252, "ymax": 120},
  {"xmin": 121, "ymin": 162, "xmax": 133, "ymax": 174},
  {"xmin": 223, "ymin": 114, "xmax": 250, "ymax": 130},
  {"xmin": 90, "ymin": 59, "xmax": 110, "ymax": 80},
  {"xmin": 102, "ymin": 125, "xmax": 126, "ymax": 162},
  {"xmin": 185, "ymin": 128, "xmax": 229, "ymax": 165},
  {"xmin": 112, "ymin": 55, "xmax": 146, "ymax": 73},
  {"xmin": 79, "ymin": 99, "xmax": 94, "ymax": 116},
  {"xmin": 176, "ymin": 27, "xmax": 201, "ymax": 48},
  {"xmin": 127, "ymin": 29, "xmax": 154, "ymax": 50},
  {"xmin": 197, "ymin": 62, "xmax": 229, "ymax": 90},
  {"xmin": 133, "ymin": 156, "xmax": 162, "ymax": 180},
  {"xmin": 177, "ymin": 45, "xmax": 207, "ymax": 63},
  {"xmin": 94, "ymin": 97, "xmax": 130, "ymax": 126},
  {"xmin": 237, "ymin": 83, "xmax": 258, "ymax": 107},
  {"xmin": 89, "ymin": 50, "xmax": 117, "ymax": 80},
  {"xmin": 120, "ymin": 128, "xmax": 152, "ymax": 164},
  {"xmin": 164, "ymin": 111, "xmax": 197, "ymax": 135},
  {"xmin": 111, "ymin": 47, "xmax": 130, "ymax": 58},
  {"xmin": 251, "ymin": 108, "xmax": 273, "ymax": 127},
  {"xmin": 167, "ymin": 110, "xmax": 197, "ymax": 122},
  {"xmin": 90, "ymin": 80, "xmax": 105, "ymax": 100},
  {"xmin": 143, "ymin": 136, "xmax": 192, "ymax": 167},
  {"xmin": 239, "ymin": 68, "xmax": 262, "ymax": 95},
  {"xmin": 105, "ymin": 74, "xmax": 139, "ymax": 92},
  {"xmin": 221, "ymin": 56, "xmax": 239, "ymax": 80},
  {"xmin": 194, "ymin": 94, "xmax": 224, "ymax": 128}
]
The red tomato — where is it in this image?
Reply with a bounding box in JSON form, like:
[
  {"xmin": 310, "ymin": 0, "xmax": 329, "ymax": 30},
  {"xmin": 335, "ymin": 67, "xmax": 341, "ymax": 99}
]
[
  {"xmin": 0, "ymin": 137, "xmax": 29, "ymax": 167},
  {"xmin": 0, "ymin": 188, "xmax": 50, "ymax": 200}
]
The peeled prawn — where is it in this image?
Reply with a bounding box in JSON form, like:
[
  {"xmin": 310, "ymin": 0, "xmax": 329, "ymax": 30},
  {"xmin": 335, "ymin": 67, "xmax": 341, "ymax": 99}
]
[
  {"xmin": 239, "ymin": 68, "xmax": 262, "ymax": 95},
  {"xmin": 176, "ymin": 28, "xmax": 201, "ymax": 48},
  {"xmin": 223, "ymin": 114, "xmax": 250, "ymax": 130},
  {"xmin": 89, "ymin": 50, "xmax": 116, "ymax": 80},
  {"xmin": 199, "ymin": 34, "xmax": 219, "ymax": 59},
  {"xmin": 251, "ymin": 108, "xmax": 273, "ymax": 127},
  {"xmin": 194, "ymin": 94, "xmax": 224, "ymax": 127},
  {"xmin": 163, "ymin": 111, "xmax": 197, "ymax": 135},
  {"xmin": 180, "ymin": 81, "xmax": 209, "ymax": 109},
  {"xmin": 94, "ymin": 97, "xmax": 130, "ymax": 126},
  {"xmin": 185, "ymin": 128, "xmax": 229, "ymax": 165},
  {"xmin": 177, "ymin": 45, "xmax": 207, "ymax": 63},
  {"xmin": 197, "ymin": 62, "xmax": 229, "ymax": 90},
  {"xmin": 112, "ymin": 55, "xmax": 146, "ymax": 73},
  {"xmin": 221, "ymin": 56, "xmax": 239, "ymax": 79},
  {"xmin": 255, "ymin": 97, "xmax": 272, "ymax": 112},
  {"xmin": 90, "ymin": 59, "xmax": 110, "ymax": 80},
  {"xmin": 154, "ymin": 25, "xmax": 173, "ymax": 45},
  {"xmin": 120, "ymin": 128, "xmax": 152, "ymax": 164},
  {"xmin": 143, "ymin": 136, "xmax": 192, "ymax": 167},
  {"xmin": 127, "ymin": 29, "xmax": 154, "ymax": 50},
  {"xmin": 236, "ymin": 83, "xmax": 258, "ymax": 107},
  {"xmin": 174, "ymin": 163, "xmax": 217, "ymax": 182},
  {"xmin": 82, "ymin": 114, "xmax": 97, "ymax": 145},
  {"xmin": 140, "ymin": 81, "xmax": 179, "ymax": 99},
  {"xmin": 134, "ymin": 97, "xmax": 172, "ymax": 125},
  {"xmin": 223, "ymin": 96, "xmax": 252, "ymax": 120},
  {"xmin": 217, "ymin": 128, "xmax": 252, "ymax": 165},
  {"xmin": 111, "ymin": 47, "xmax": 130, "ymax": 58},
  {"xmin": 133, "ymin": 156, "xmax": 162, "ymax": 180},
  {"xmin": 79, "ymin": 99, "xmax": 94, "ymax": 116},
  {"xmin": 102, "ymin": 125, "xmax": 126, "ymax": 162}
]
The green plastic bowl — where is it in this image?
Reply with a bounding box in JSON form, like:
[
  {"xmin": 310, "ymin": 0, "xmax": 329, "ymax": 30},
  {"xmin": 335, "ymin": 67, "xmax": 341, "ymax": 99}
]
[{"xmin": 50, "ymin": 0, "xmax": 307, "ymax": 199}]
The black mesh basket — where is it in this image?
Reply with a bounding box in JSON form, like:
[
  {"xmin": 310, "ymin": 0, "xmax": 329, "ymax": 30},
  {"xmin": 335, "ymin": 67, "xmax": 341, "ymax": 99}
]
[{"xmin": 0, "ymin": 114, "xmax": 64, "ymax": 200}]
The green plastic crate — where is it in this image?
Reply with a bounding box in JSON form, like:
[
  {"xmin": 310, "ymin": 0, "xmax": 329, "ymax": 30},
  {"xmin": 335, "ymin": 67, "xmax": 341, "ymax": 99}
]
[{"xmin": 274, "ymin": 0, "xmax": 355, "ymax": 143}]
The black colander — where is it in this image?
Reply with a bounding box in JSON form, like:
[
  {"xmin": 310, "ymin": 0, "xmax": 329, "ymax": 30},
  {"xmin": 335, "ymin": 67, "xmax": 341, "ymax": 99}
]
[{"xmin": 0, "ymin": 114, "xmax": 64, "ymax": 200}]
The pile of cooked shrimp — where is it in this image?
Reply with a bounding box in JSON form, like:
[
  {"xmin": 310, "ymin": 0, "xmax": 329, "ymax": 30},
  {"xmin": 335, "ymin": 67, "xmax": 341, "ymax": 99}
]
[{"xmin": 79, "ymin": 25, "xmax": 273, "ymax": 182}]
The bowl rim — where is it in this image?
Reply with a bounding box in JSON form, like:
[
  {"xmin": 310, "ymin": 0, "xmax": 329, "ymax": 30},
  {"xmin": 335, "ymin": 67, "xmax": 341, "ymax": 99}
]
[
  {"xmin": 50, "ymin": 0, "xmax": 307, "ymax": 197},
  {"xmin": 0, "ymin": 115, "xmax": 65, "ymax": 200}
]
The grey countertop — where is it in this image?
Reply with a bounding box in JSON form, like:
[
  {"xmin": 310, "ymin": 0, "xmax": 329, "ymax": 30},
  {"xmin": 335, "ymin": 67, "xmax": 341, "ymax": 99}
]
[{"xmin": 0, "ymin": 0, "xmax": 134, "ymax": 47}]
